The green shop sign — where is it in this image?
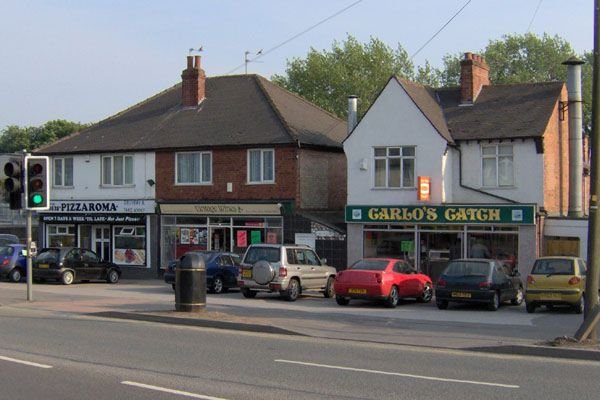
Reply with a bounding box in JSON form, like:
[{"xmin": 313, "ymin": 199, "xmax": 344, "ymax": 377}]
[{"xmin": 346, "ymin": 204, "xmax": 536, "ymax": 225}]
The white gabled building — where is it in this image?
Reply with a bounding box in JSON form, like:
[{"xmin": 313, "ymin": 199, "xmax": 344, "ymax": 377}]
[{"xmin": 344, "ymin": 52, "xmax": 586, "ymax": 280}]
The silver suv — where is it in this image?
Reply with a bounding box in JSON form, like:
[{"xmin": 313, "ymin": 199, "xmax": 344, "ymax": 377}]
[{"xmin": 238, "ymin": 244, "xmax": 336, "ymax": 301}]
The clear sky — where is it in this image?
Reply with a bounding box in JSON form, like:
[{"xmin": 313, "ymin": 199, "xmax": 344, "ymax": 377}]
[{"xmin": 0, "ymin": 0, "xmax": 593, "ymax": 130}]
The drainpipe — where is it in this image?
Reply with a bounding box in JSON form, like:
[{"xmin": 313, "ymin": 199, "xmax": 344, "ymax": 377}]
[
  {"xmin": 453, "ymin": 144, "xmax": 519, "ymax": 204},
  {"xmin": 563, "ymin": 57, "xmax": 586, "ymax": 218}
]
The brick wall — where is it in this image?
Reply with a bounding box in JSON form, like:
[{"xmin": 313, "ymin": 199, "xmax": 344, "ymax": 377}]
[
  {"xmin": 543, "ymin": 85, "xmax": 569, "ymax": 216},
  {"xmin": 298, "ymin": 149, "xmax": 346, "ymax": 210},
  {"xmin": 156, "ymin": 147, "xmax": 299, "ymax": 202}
]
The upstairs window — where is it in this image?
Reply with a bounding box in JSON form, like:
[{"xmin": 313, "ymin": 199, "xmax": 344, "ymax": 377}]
[
  {"xmin": 102, "ymin": 155, "xmax": 133, "ymax": 186},
  {"xmin": 248, "ymin": 149, "xmax": 274, "ymax": 183},
  {"xmin": 482, "ymin": 144, "xmax": 513, "ymax": 187},
  {"xmin": 374, "ymin": 146, "xmax": 415, "ymax": 188},
  {"xmin": 53, "ymin": 157, "xmax": 73, "ymax": 187},
  {"xmin": 176, "ymin": 152, "xmax": 212, "ymax": 184}
]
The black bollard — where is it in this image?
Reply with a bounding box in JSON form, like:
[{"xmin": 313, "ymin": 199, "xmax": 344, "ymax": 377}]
[{"xmin": 175, "ymin": 252, "xmax": 206, "ymax": 312}]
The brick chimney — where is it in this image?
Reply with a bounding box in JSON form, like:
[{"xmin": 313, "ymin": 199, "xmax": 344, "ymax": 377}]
[
  {"xmin": 460, "ymin": 52, "xmax": 490, "ymax": 104},
  {"xmin": 181, "ymin": 55, "xmax": 206, "ymax": 107}
]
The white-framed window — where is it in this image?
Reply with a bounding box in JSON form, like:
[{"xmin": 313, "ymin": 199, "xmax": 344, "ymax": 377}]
[
  {"xmin": 113, "ymin": 225, "xmax": 146, "ymax": 266},
  {"xmin": 248, "ymin": 149, "xmax": 274, "ymax": 184},
  {"xmin": 374, "ymin": 146, "xmax": 415, "ymax": 188},
  {"xmin": 102, "ymin": 155, "xmax": 134, "ymax": 186},
  {"xmin": 176, "ymin": 151, "xmax": 212, "ymax": 184},
  {"xmin": 53, "ymin": 157, "xmax": 74, "ymax": 187},
  {"xmin": 482, "ymin": 144, "xmax": 514, "ymax": 187}
]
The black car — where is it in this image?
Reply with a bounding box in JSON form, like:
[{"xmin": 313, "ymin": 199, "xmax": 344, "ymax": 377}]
[
  {"xmin": 435, "ymin": 258, "xmax": 523, "ymax": 311},
  {"xmin": 164, "ymin": 251, "xmax": 241, "ymax": 293},
  {"xmin": 33, "ymin": 247, "xmax": 121, "ymax": 285}
]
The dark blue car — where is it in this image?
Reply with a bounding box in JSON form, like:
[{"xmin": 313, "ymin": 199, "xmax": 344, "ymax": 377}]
[
  {"xmin": 164, "ymin": 251, "xmax": 241, "ymax": 293},
  {"xmin": 0, "ymin": 244, "xmax": 28, "ymax": 282}
]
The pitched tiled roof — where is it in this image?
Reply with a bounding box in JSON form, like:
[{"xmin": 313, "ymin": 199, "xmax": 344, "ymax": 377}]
[
  {"xmin": 397, "ymin": 78, "xmax": 453, "ymax": 144},
  {"xmin": 438, "ymin": 82, "xmax": 564, "ymax": 141},
  {"xmin": 39, "ymin": 75, "xmax": 346, "ymax": 154},
  {"xmin": 364, "ymin": 78, "xmax": 564, "ymax": 144}
]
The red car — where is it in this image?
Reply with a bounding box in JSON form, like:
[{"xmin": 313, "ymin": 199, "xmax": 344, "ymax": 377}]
[{"xmin": 334, "ymin": 258, "xmax": 433, "ymax": 308}]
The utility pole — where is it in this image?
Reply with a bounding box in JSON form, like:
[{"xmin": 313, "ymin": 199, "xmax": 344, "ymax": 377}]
[{"xmin": 583, "ymin": 0, "xmax": 600, "ymax": 341}]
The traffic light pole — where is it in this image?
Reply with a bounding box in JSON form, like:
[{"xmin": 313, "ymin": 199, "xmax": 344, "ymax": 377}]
[{"xmin": 26, "ymin": 209, "xmax": 33, "ymax": 301}]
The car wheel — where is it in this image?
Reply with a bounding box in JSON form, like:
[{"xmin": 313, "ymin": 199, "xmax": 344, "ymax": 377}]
[
  {"xmin": 511, "ymin": 286, "xmax": 524, "ymax": 305},
  {"xmin": 106, "ymin": 269, "xmax": 119, "ymax": 284},
  {"xmin": 573, "ymin": 295, "xmax": 584, "ymax": 314},
  {"xmin": 61, "ymin": 270, "xmax": 75, "ymax": 285},
  {"xmin": 336, "ymin": 295, "xmax": 350, "ymax": 306},
  {"xmin": 417, "ymin": 283, "xmax": 433, "ymax": 303},
  {"xmin": 526, "ymin": 302, "xmax": 536, "ymax": 313},
  {"xmin": 284, "ymin": 278, "xmax": 300, "ymax": 301},
  {"xmin": 212, "ymin": 276, "xmax": 224, "ymax": 294},
  {"xmin": 385, "ymin": 285, "xmax": 399, "ymax": 308},
  {"xmin": 324, "ymin": 277, "xmax": 335, "ymax": 298},
  {"xmin": 488, "ymin": 291, "xmax": 500, "ymax": 311},
  {"xmin": 9, "ymin": 268, "xmax": 22, "ymax": 283},
  {"xmin": 436, "ymin": 300, "xmax": 448, "ymax": 310},
  {"xmin": 241, "ymin": 288, "xmax": 257, "ymax": 298}
]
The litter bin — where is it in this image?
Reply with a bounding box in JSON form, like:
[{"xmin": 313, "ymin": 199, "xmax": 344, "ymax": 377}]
[{"xmin": 175, "ymin": 252, "xmax": 206, "ymax": 312}]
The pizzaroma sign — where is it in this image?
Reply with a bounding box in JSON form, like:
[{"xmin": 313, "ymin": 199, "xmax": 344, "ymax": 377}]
[{"xmin": 345, "ymin": 204, "xmax": 536, "ymax": 225}]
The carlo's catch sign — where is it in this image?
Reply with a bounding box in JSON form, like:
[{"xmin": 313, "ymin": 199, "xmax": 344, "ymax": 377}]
[{"xmin": 346, "ymin": 204, "xmax": 535, "ymax": 225}]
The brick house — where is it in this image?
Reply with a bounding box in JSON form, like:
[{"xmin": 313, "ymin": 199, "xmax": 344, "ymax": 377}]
[
  {"xmin": 36, "ymin": 56, "xmax": 347, "ymax": 277},
  {"xmin": 344, "ymin": 52, "xmax": 587, "ymax": 280}
]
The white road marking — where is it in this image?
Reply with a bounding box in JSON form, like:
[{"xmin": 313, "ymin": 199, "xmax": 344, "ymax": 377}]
[
  {"xmin": 275, "ymin": 359, "xmax": 520, "ymax": 389},
  {"xmin": 0, "ymin": 355, "xmax": 53, "ymax": 369},
  {"xmin": 121, "ymin": 381, "xmax": 230, "ymax": 400}
]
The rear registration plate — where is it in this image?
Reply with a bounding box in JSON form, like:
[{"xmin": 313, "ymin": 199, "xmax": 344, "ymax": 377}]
[
  {"xmin": 38, "ymin": 264, "xmax": 49, "ymax": 269},
  {"xmin": 348, "ymin": 288, "xmax": 367, "ymax": 295},
  {"xmin": 242, "ymin": 269, "xmax": 252, "ymax": 279},
  {"xmin": 540, "ymin": 293, "xmax": 561, "ymax": 300},
  {"xmin": 451, "ymin": 291, "xmax": 471, "ymax": 298}
]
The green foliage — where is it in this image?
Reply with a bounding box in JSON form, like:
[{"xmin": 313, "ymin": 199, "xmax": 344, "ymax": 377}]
[
  {"xmin": 272, "ymin": 35, "xmax": 418, "ymax": 118},
  {"xmin": 274, "ymin": 33, "xmax": 591, "ymax": 132},
  {"xmin": 0, "ymin": 119, "xmax": 88, "ymax": 153}
]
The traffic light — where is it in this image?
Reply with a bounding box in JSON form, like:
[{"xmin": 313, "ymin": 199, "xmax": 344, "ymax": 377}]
[
  {"xmin": 3, "ymin": 159, "xmax": 23, "ymax": 210},
  {"xmin": 25, "ymin": 156, "xmax": 50, "ymax": 210}
]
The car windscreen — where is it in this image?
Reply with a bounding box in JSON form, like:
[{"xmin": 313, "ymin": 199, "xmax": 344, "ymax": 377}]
[
  {"xmin": 442, "ymin": 261, "xmax": 490, "ymax": 277},
  {"xmin": 0, "ymin": 246, "xmax": 15, "ymax": 256},
  {"xmin": 244, "ymin": 247, "xmax": 280, "ymax": 264},
  {"xmin": 36, "ymin": 249, "xmax": 61, "ymax": 263},
  {"xmin": 531, "ymin": 259, "xmax": 574, "ymax": 275},
  {"xmin": 349, "ymin": 259, "xmax": 388, "ymax": 271}
]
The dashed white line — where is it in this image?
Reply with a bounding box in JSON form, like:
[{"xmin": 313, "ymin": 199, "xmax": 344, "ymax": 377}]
[
  {"xmin": 275, "ymin": 359, "xmax": 520, "ymax": 389},
  {"xmin": 121, "ymin": 381, "xmax": 229, "ymax": 400},
  {"xmin": 0, "ymin": 355, "xmax": 53, "ymax": 369}
]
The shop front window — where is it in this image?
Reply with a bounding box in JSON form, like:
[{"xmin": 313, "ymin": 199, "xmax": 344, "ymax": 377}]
[
  {"xmin": 47, "ymin": 225, "xmax": 76, "ymax": 247},
  {"xmin": 364, "ymin": 230, "xmax": 416, "ymax": 266},
  {"xmin": 177, "ymin": 227, "xmax": 208, "ymax": 258},
  {"xmin": 467, "ymin": 231, "xmax": 518, "ymax": 272},
  {"xmin": 113, "ymin": 226, "xmax": 146, "ymax": 266}
]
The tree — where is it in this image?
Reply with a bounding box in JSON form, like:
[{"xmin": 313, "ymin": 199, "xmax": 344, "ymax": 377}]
[
  {"xmin": 272, "ymin": 35, "xmax": 417, "ymax": 118},
  {"xmin": 0, "ymin": 119, "xmax": 88, "ymax": 153}
]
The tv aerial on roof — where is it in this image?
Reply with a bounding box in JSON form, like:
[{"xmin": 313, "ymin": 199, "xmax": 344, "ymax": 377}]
[
  {"xmin": 189, "ymin": 46, "xmax": 203, "ymax": 55},
  {"xmin": 244, "ymin": 49, "xmax": 263, "ymax": 74}
]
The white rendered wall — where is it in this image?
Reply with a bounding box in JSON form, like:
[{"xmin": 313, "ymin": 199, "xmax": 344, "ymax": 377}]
[
  {"xmin": 448, "ymin": 140, "xmax": 544, "ymax": 205},
  {"xmin": 344, "ymin": 79, "xmax": 448, "ymax": 206},
  {"xmin": 50, "ymin": 152, "xmax": 156, "ymax": 201}
]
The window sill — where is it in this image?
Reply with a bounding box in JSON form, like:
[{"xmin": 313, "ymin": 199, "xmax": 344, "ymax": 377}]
[
  {"xmin": 371, "ymin": 187, "xmax": 416, "ymax": 191},
  {"xmin": 247, "ymin": 181, "xmax": 275, "ymax": 185},
  {"xmin": 174, "ymin": 183, "xmax": 213, "ymax": 186}
]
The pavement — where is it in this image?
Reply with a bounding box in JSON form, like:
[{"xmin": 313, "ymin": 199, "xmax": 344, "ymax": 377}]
[{"xmin": 1, "ymin": 279, "xmax": 599, "ymax": 362}]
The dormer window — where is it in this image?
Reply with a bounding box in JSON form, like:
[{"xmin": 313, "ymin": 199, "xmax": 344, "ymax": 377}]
[
  {"xmin": 374, "ymin": 146, "xmax": 415, "ymax": 188},
  {"xmin": 482, "ymin": 144, "xmax": 514, "ymax": 187}
]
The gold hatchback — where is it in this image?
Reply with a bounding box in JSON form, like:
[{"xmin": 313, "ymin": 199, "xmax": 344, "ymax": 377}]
[{"xmin": 525, "ymin": 256, "xmax": 586, "ymax": 314}]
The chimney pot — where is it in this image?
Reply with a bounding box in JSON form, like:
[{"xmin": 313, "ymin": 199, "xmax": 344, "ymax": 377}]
[
  {"xmin": 182, "ymin": 55, "xmax": 206, "ymax": 107},
  {"xmin": 460, "ymin": 52, "xmax": 490, "ymax": 104},
  {"xmin": 194, "ymin": 55, "xmax": 201, "ymax": 70},
  {"xmin": 187, "ymin": 56, "xmax": 194, "ymax": 69}
]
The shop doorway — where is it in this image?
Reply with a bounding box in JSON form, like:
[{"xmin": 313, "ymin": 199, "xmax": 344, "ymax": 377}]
[
  {"xmin": 419, "ymin": 232, "xmax": 461, "ymax": 281},
  {"xmin": 93, "ymin": 226, "xmax": 111, "ymax": 261},
  {"xmin": 210, "ymin": 227, "xmax": 231, "ymax": 252}
]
